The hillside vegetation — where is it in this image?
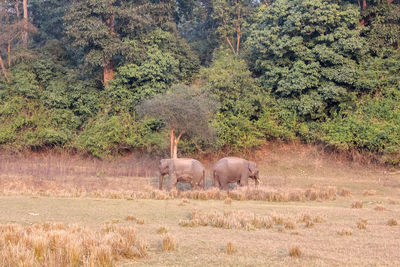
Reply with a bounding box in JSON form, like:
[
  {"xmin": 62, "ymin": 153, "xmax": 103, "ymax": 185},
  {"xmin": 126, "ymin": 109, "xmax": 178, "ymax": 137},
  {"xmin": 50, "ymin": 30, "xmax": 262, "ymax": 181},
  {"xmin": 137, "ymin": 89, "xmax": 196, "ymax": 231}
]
[{"xmin": 0, "ymin": 0, "xmax": 399, "ymax": 163}]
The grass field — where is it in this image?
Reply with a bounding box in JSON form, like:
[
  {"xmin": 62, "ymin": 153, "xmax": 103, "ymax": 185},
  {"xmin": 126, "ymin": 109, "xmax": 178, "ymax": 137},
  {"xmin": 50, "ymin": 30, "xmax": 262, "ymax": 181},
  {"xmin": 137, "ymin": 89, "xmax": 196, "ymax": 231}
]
[{"xmin": 1, "ymin": 144, "xmax": 400, "ymax": 266}]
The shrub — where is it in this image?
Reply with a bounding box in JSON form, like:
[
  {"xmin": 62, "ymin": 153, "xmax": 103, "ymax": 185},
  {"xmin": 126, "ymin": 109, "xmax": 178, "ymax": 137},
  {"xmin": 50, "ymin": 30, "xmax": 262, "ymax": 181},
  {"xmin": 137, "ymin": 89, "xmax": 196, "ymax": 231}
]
[
  {"xmin": 226, "ymin": 242, "xmax": 237, "ymax": 255},
  {"xmin": 161, "ymin": 234, "xmax": 176, "ymax": 252},
  {"xmin": 289, "ymin": 246, "xmax": 302, "ymax": 257}
]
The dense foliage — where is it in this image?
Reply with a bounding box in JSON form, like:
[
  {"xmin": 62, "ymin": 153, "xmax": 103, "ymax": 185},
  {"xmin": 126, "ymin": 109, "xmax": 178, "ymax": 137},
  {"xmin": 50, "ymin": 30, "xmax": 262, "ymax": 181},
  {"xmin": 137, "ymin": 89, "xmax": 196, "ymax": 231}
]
[{"xmin": 0, "ymin": 0, "xmax": 399, "ymax": 163}]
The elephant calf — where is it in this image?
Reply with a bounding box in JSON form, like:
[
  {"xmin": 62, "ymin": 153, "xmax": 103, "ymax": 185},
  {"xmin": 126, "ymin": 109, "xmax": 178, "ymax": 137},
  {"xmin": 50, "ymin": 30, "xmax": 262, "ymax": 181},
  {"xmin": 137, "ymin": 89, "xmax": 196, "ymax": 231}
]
[
  {"xmin": 158, "ymin": 158, "xmax": 205, "ymax": 190},
  {"xmin": 213, "ymin": 157, "xmax": 259, "ymax": 190}
]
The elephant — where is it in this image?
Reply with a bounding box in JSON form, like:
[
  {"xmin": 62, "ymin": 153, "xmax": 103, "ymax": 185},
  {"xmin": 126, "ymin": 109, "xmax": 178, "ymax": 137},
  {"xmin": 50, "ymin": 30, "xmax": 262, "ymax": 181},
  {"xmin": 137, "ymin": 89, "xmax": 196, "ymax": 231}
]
[
  {"xmin": 158, "ymin": 158, "xmax": 206, "ymax": 190},
  {"xmin": 213, "ymin": 157, "xmax": 259, "ymax": 190}
]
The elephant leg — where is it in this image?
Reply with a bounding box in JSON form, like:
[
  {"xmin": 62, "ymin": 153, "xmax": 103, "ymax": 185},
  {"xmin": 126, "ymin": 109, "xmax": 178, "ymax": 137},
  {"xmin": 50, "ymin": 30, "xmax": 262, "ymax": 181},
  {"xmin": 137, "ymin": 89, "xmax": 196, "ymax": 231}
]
[
  {"xmin": 239, "ymin": 174, "xmax": 249, "ymax": 187},
  {"xmin": 159, "ymin": 174, "xmax": 164, "ymax": 190},
  {"xmin": 169, "ymin": 172, "xmax": 178, "ymax": 191},
  {"xmin": 213, "ymin": 172, "xmax": 221, "ymax": 188}
]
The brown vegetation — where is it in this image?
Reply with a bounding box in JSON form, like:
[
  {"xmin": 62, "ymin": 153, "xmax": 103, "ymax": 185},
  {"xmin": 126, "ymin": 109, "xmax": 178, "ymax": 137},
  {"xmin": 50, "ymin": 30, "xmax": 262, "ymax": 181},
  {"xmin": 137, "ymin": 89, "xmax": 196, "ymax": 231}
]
[
  {"xmin": 337, "ymin": 229, "xmax": 353, "ymax": 236},
  {"xmin": 289, "ymin": 246, "xmax": 302, "ymax": 257},
  {"xmin": 157, "ymin": 226, "xmax": 168, "ymax": 234},
  {"xmin": 363, "ymin": 190, "xmax": 376, "ymax": 196},
  {"xmin": 161, "ymin": 234, "xmax": 176, "ymax": 252},
  {"xmin": 226, "ymin": 242, "xmax": 237, "ymax": 255},
  {"xmin": 387, "ymin": 219, "xmax": 398, "ymax": 226},
  {"xmin": 338, "ymin": 188, "xmax": 351, "ymax": 197},
  {"xmin": 357, "ymin": 219, "xmax": 367, "ymax": 230},
  {"xmin": 0, "ymin": 222, "xmax": 147, "ymax": 266},
  {"xmin": 374, "ymin": 205, "xmax": 385, "ymax": 211},
  {"xmin": 125, "ymin": 216, "xmax": 145, "ymax": 224},
  {"xmin": 352, "ymin": 201, "xmax": 363, "ymax": 209},
  {"xmin": 178, "ymin": 210, "xmax": 312, "ymax": 231}
]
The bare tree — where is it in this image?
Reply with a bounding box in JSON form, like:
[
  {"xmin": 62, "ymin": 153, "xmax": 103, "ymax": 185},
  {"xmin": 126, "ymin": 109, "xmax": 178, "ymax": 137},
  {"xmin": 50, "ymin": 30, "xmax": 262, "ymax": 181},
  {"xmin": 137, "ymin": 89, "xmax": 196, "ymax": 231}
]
[{"xmin": 137, "ymin": 85, "xmax": 217, "ymax": 158}]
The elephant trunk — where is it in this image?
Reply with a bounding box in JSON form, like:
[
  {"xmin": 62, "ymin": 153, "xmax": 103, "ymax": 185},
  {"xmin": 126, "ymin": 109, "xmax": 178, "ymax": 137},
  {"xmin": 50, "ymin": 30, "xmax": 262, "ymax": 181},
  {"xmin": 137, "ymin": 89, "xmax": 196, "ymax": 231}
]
[{"xmin": 254, "ymin": 172, "xmax": 260, "ymax": 187}]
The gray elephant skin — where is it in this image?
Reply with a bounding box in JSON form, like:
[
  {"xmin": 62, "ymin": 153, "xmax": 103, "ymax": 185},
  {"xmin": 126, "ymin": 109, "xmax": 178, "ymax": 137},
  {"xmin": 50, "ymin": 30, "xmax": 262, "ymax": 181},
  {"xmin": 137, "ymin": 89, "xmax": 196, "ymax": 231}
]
[
  {"xmin": 158, "ymin": 158, "xmax": 206, "ymax": 190},
  {"xmin": 213, "ymin": 157, "xmax": 259, "ymax": 190}
]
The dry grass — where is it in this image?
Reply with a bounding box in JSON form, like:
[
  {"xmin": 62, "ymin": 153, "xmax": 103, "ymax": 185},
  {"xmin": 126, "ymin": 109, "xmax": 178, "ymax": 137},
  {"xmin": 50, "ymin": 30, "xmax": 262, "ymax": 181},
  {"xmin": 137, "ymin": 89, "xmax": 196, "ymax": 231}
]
[
  {"xmin": 357, "ymin": 219, "xmax": 367, "ymax": 230},
  {"xmin": 337, "ymin": 229, "xmax": 353, "ymax": 236},
  {"xmin": 125, "ymin": 216, "xmax": 145, "ymax": 224},
  {"xmin": 161, "ymin": 234, "xmax": 176, "ymax": 252},
  {"xmin": 387, "ymin": 198, "xmax": 399, "ymax": 205},
  {"xmin": 289, "ymin": 246, "xmax": 302, "ymax": 257},
  {"xmin": 157, "ymin": 226, "xmax": 168, "ymax": 234},
  {"xmin": 352, "ymin": 201, "xmax": 363, "ymax": 209},
  {"xmin": 224, "ymin": 197, "xmax": 232, "ymax": 205},
  {"xmin": 226, "ymin": 242, "xmax": 237, "ymax": 255},
  {"xmin": 387, "ymin": 219, "xmax": 398, "ymax": 226},
  {"xmin": 178, "ymin": 210, "xmax": 306, "ymax": 231},
  {"xmin": 284, "ymin": 221, "xmax": 295, "ymax": 230},
  {"xmin": 374, "ymin": 205, "xmax": 386, "ymax": 211},
  {"xmin": 338, "ymin": 188, "xmax": 351, "ymax": 197},
  {"xmin": 0, "ymin": 222, "xmax": 147, "ymax": 266},
  {"xmin": 305, "ymin": 220, "xmax": 314, "ymax": 228},
  {"xmin": 0, "ymin": 175, "xmax": 339, "ymax": 202},
  {"xmin": 363, "ymin": 190, "xmax": 376, "ymax": 196},
  {"xmin": 313, "ymin": 216, "xmax": 326, "ymax": 223}
]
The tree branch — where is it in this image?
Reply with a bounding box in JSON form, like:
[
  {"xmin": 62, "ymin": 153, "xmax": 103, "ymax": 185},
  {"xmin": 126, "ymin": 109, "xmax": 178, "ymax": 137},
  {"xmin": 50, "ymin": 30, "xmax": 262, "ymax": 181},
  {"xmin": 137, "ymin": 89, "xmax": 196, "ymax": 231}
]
[{"xmin": 0, "ymin": 56, "xmax": 10, "ymax": 82}]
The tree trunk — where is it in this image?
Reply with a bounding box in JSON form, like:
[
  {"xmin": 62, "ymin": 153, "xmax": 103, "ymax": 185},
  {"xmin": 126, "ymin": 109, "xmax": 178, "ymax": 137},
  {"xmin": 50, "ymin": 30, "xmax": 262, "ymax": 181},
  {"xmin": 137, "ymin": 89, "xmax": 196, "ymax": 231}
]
[
  {"xmin": 7, "ymin": 40, "xmax": 11, "ymax": 67},
  {"xmin": 225, "ymin": 37, "xmax": 235, "ymax": 54},
  {"xmin": 103, "ymin": 3, "xmax": 115, "ymax": 87},
  {"xmin": 236, "ymin": 4, "xmax": 241, "ymax": 54},
  {"xmin": 103, "ymin": 59, "xmax": 114, "ymax": 87},
  {"xmin": 169, "ymin": 129, "xmax": 183, "ymax": 159},
  {"xmin": 170, "ymin": 128, "xmax": 175, "ymax": 158},
  {"xmin": 22, "ymin": 0, "xmax": 28, "ymax": 46},
  {"xmin": 0, "ymin": 56, "xmax": 10, "ymax": 82},
  {"xmin": 15, "ymin": 0, "xmax": 20, "ymax": 18}
]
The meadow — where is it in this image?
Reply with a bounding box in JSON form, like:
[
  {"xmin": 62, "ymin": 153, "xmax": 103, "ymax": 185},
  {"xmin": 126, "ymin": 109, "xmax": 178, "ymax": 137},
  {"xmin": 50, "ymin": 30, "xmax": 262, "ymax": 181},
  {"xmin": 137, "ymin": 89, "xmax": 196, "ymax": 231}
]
[{"xmin": 1, "ymin": 143, "xmax": 399, "ymax": 266}]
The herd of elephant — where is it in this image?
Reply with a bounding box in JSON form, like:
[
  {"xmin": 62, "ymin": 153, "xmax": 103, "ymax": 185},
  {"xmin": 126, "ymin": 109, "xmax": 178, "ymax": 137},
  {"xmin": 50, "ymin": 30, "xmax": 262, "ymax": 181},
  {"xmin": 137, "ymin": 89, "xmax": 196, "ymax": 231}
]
[{"xmin": 158, "ymin": 157, "xmax": 259, "ymax": 190}]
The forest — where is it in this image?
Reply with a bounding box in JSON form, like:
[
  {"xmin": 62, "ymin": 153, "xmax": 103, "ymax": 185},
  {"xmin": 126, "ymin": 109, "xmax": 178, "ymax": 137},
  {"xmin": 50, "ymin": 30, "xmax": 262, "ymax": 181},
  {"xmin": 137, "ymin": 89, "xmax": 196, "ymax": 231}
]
[{"xmin": 0, "ymin": 0, "xmax": 399, "ymax": 163}]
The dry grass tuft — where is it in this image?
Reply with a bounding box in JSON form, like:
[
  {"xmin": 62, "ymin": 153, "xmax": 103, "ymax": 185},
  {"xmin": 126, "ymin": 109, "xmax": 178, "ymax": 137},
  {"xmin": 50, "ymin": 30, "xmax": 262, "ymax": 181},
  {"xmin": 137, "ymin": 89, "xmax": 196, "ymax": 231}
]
[
  {"xmin": 224, "ymin": 197, "xmax": 232, "ymax": 205},
  {"xmin": 298, "ymin": 214, "xmax": 311, "ymax": 223},
  {"xmin": 161, "ymin": 234, "xmax": 176, "ymax": 252},
  {"xmin": 226, "ymin": 242, "xmax": 237, "ymax": 255},
  {"xmin": 352, "ymin": 201, "xmax": 363, "ymax": 209},
  {"xmin": 357, "ymin": 219, "xmax": 367, "ymax": 230},
  {"xmin": 337, "ymin": 228, "xmax": 353, "ymax": 236},
  {"xmin": 339, "ymin": 188, "xmax": 351, "ymax": 197},
  {"xmin": 387, "ymin": 219, "xmax": 398, "ymax": 226},
  {"xmin": 363, "ymin": 190, "xmax": 376, "ymax": 196},
  {"xmin": 305, "ymin": 220, "xmax": 314, "ymax": 228},
  {"xmin": 157, "ymin": 226, "xmax": 168, "ymax": 234},
  {"xmin": 125, "ymin": 216, "xmax": 145, "ymax": 224},
  {"xmin": 313, "ymin": 216, "xmax": 326, "ymax": 223},
  {"xmin": 284, "ymin": 221, "xmax": 295, "ymax": 230},
  {"xmin": 374, "ymin": 205, "xmax": 385, "ymax": 211},
  {"xmin": 179, "ymin": 210, "xmax": 278, "ymax": 231},
  {"xmin": 0, "ymin": 222, "xmax": 147, "ymax": 266},
  {"xmin": 289, "ymin": 246, "xmax": 302, "ymax": 257}
]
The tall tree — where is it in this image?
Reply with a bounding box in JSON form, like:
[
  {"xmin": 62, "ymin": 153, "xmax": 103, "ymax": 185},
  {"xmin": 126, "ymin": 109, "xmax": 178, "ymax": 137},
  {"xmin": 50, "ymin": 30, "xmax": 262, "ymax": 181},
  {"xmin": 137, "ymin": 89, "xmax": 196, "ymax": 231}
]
[
  {"xmin": 64, "ymin": 0, "xmax": 124, "ymax": 87},
  {"xmin": 246, "ymin": 0, "xmax": 368, "ymax": 120},
  {"xmin": 211, "ymin": 0, "xmax": 257, "ymax": 54},
  {"xmin": 137, "ymin": 85, "xmax": 217, "ymax": 158}
]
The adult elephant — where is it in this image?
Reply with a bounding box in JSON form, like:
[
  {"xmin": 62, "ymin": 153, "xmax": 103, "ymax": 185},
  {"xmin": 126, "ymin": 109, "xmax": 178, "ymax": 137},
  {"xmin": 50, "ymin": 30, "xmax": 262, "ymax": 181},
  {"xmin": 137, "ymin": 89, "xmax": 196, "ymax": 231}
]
[
  {"xmin": 158, "ymin": 158, "xmax": 205, "ymax": 190},
  {"xmin": 213, "ymin": 157, "xmax": 259, "ymax": 190}
]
